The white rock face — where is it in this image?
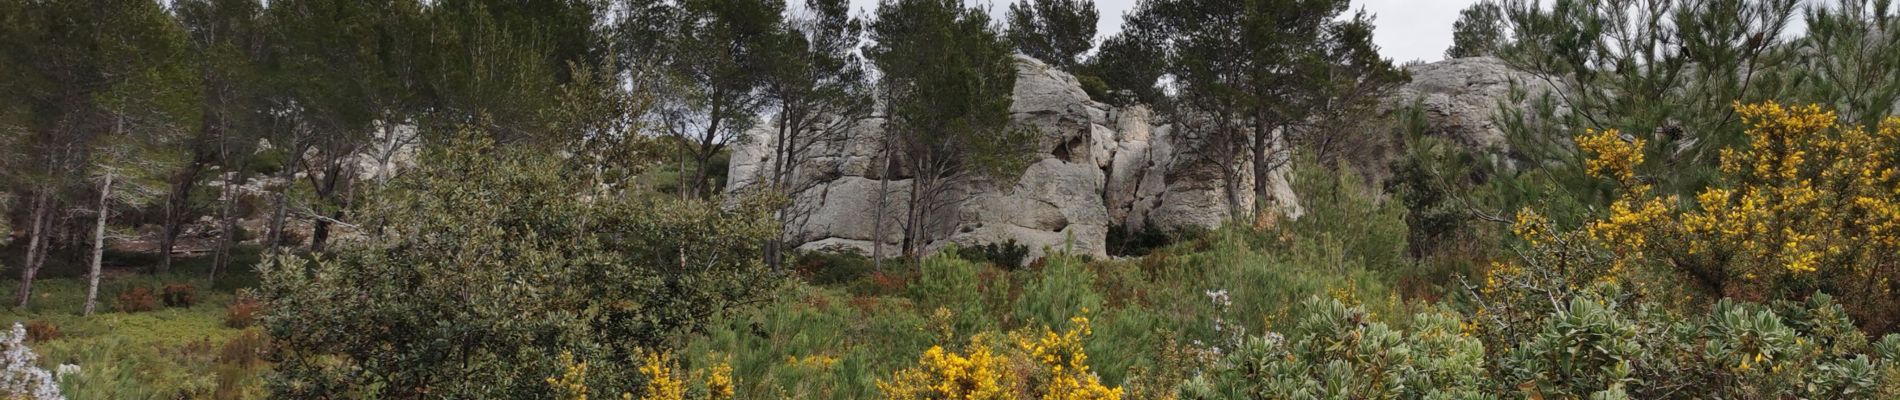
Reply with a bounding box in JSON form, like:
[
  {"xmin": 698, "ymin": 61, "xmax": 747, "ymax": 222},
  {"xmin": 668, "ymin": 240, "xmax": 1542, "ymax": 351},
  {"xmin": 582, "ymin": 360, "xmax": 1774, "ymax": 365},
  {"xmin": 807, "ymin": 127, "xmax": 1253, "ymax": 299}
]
[
  {"xmin": 728, "ymin": 55, "xmax": 1296, "ymax": 261},
  {"xmin": 1389, "ymin": 56, "xmax": 1563, "ymax": 154}
]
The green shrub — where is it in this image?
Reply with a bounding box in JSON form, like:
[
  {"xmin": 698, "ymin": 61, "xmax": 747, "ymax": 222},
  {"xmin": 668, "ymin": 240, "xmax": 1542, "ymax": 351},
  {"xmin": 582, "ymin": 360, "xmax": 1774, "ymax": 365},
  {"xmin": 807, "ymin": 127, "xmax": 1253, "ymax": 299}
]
[
  {"xmin": 1106, "ymin": 219, "xmax": 1172, "ymax": 257},
  {"xmin": 908, "ymin": 254, "xmax": 989, "ymax": 336},
  {"xmin": 1180, "ymin": 297, "xmax": 1487, "ymax": 399},
  {"xmin": 1287, "ymin": 158, "xmax": 1410, "ymax": 274},
  {"xmin": 1076, "ymin": 73, "xmax": 1112, "ymax": 103},
  {"xmin": 792, "ymin": 251, "xmax": 876, "ymax": 286},
  {"xmin": 686, "ymin": 285, "xmax": 931, "ymax": 399},
  {"xmin": 259, "ymin": 135, "xmax": 783, "ymax": 398},
  {"xmin": 954, "ymin": 239, "xmax": 1030, "ymax": 268},
  {"xmin": 1013, "ymin": 254, "xmax": 1105, "ymax": 331}
]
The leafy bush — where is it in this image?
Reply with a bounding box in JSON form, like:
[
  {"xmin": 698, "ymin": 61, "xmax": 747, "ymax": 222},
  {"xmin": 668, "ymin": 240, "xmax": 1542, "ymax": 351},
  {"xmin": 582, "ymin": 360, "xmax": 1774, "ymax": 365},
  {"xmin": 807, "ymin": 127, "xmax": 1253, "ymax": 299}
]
[
  {"xmin": 259, "ymin": 135, "xmax": 782, "ymax": 398},
  {"xmin": 1287, "ymin": 158, "xmax": 1411, "ymax": 274},
  {"xmin": 1076, "ymin": 73, "xmax": 1112, "ymax": 103},
  {"xmin": 685, "ymin": 285, "xmax": 932, "ymax": 399},
  {"xmin": 160, "ymin": 283, "xmax": 195, "ymax": 308},
  {"xmin": 114, "ymin": 286, "xmax": 156, "ymax": 313},
  {"xmin": 909, "ymin": 254, "xmax": 989, "ymax": 336},
  {"xmin": 1181, "ymin": 297, "xmax": 1486, "ymax": 399},
  {"xmin": 545, "ymin": 350, "xmax": 734, "ymax": 400},
  {"xmin": 215, "ymin": 330, "xmax": 266, "ymax": 370}
]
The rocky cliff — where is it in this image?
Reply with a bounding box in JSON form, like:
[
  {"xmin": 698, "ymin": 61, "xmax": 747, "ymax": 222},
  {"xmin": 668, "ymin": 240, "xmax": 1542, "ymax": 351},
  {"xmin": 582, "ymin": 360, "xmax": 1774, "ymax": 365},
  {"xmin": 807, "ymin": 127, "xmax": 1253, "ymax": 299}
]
[
  {"xmin": 729, "ymin": 56, "xmax": 1296, "ymax": 260},
  {"xmin": 1389, "ymin": 56, "xmax": 1564, "ymax": 157},
  {"xmin": 729, "ymin": 56, "xmax": 1535, "ymax": 260}
]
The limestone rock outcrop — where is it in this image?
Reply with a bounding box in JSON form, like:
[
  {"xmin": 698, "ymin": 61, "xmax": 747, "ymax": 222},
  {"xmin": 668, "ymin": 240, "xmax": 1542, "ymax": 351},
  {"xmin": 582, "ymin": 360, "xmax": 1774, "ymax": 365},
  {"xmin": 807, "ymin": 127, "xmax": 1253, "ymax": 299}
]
[
  {"xmin": 728, "ymin": 55, "xmax": 1271, "ymax": 260},
  {"xmin": 1388, "ymin": 56, "xmax": 1562, "ymax": 154},
  {"xmin": 732, "ymin": 56, "xmax": 1547, "ymax": 261}
]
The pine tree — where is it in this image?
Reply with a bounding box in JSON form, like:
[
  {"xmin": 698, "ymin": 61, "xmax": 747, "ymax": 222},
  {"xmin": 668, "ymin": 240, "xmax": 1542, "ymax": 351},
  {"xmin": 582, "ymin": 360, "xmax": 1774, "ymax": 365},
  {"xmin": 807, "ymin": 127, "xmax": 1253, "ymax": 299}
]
[
  {"xmin": 758, "ymin": 0, "xmax": 873, "ymax": 269},
  {"xmin": 173, "ymin": 0, "xmax": 270, "ymax": 277},
  {"xmin": 1005, "ymin": 0, "xmax": 1099, "ymax": 70},
  {"xmin": 868, "ymin": 0, "xmax": 1035, "ymax": 261},
  {"xmin": 1085, "ymin": 29, "xmax": 1167, "ymax": 105},
  {"xmin": 0, "ymin": 0, "xmax": 200, "ymax": 308},
  {"xmin": 653, "ymin": 0, "xmax": 786, "ymax": 198},
  {"xmin": 1491, "ymin": 0, "xmax": 1799, "ymax": 223},
  {"xmin": 1789, "ymin": 0, "xmax": 1900, "ymax": 128},
  {"xmin": 1131, "ymin": 0, "xmax": 1407, "ymax": 221},
  {"xmin": 1446, "ymin": 1, "xmax": 1507, "ymax": 59},
  {"xmin": 263, "ymin": 0, "xmax": 424, "ymax": 252}
]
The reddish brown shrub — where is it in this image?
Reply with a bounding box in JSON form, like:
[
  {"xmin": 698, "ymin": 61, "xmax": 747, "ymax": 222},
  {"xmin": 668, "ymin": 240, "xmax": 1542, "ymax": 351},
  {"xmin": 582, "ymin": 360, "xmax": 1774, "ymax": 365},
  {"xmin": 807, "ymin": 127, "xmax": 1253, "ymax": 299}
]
[
  {"xmin": 24, "ymin": 320, "xmax": 59, "ymax": 342},
  {"xmin": 116, "ymin": 286, "xmax": 158, "ymax": 313},
  {"xmin": 225, "ymin": 293, "xmax": 262, "ymax": 329},
  {"xmin": 162, "ymin": 283, "xmax": 198, "ymax": 308}
]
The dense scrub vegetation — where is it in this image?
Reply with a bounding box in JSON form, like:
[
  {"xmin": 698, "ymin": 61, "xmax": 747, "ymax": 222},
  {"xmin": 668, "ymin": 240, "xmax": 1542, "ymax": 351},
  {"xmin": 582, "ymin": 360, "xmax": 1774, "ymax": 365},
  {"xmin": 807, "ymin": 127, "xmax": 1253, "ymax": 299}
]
[{"xmin": 3, "ymin": 0, "xmax": 1900, "ymax": 398}]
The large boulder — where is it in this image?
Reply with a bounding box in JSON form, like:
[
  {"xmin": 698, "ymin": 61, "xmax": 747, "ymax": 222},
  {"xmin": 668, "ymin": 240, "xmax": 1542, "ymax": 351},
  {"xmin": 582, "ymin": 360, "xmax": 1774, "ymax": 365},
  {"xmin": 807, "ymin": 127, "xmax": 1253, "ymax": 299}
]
[{"xmin": 1389, "ymin": 56, "xmax": 1563, "ymax": 154}]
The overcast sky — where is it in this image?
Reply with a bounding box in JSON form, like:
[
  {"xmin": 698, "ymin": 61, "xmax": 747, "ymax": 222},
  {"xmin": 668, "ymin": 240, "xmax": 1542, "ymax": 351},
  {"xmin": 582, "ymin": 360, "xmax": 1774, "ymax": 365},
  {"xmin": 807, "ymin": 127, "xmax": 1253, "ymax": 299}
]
[{"xmin": 840, "ymin": 0, "xmax": 1484, "ymax": 63}]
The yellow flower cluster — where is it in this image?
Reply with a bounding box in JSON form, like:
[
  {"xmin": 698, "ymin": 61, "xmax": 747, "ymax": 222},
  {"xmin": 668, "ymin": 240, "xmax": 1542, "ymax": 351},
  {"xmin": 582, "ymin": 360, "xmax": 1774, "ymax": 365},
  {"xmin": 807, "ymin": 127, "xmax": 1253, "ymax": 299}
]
[
  {"xmin": 548, "ymin": 352, "xmax": 596, "ymax": 400},
  {"xmin": 877, "ymin": 339, "xmax": 1013, "ymax": 400},
  {"xmin": 879, "ymin": 311, "xmax": 1124, "ymax": 400},
  {"xmin": 641, "ymin": 352, "xmax": 688, "ymax": 400},
  {"xmin": 704, "ymin": 360, "xmax": 734, "ymax": 400},
  {"xmin": 785, "ymin": 354, "xmax": 841, "ymax": 370},
  {"xmin": 1577, "ymin": 129, "xmax": 1644, "ymax": 185},
  {"xmin": 1561, "ymin": 102, "xmax": 1900, "ymax": 305},
  {"xmin": 1589, "ymin": 197, "xmax": 1669, "ymax": 248},
  {"xmin": 1018, "ymin": 313, "xmax": 1124, "ymax": 400},
  {"xmin": 1680, "ymin": 103, "xmax": 1900, "ymax": 278},
  {"xmin": 547, "ymin": 351, "xmax": 736, "ymax": 400},
  {"xmin": 1511, "ymin": 208, "xmax": 1549, "ymax": 247}
]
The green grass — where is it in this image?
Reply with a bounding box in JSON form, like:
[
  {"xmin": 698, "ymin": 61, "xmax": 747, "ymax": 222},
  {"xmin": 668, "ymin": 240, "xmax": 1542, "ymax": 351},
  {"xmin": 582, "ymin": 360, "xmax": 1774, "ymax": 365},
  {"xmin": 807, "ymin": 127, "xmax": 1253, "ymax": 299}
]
[
  {"xmin": 0, "ymin": 247, "xmax": 268, "ymax": 399},
  {"xmin": 684, "ymin": 218, "xmax": 1429, "ymax": 398}
]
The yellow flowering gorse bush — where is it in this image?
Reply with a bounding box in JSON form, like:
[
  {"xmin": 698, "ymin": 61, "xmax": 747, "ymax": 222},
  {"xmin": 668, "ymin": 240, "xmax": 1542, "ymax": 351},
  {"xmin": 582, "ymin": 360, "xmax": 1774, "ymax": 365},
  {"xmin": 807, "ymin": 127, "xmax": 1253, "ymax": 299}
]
[
  {"xmin": 877, "ymin": 337, "xmax": 1014, "ymax": 400},
  {"xmin": 547, "ymin": 351, "xmax": 733, "ymax": 400},
  {"xmin": 879, "ymin": 311, "xmax": 1124, "ymax": 400},
  {"xmin": 1018, "ymin": 313, "xmax": 1124, "ymax": 400},
  {"xmin": 1496, "ymin": 101, "xmax": 1900, "ymax": 332}
]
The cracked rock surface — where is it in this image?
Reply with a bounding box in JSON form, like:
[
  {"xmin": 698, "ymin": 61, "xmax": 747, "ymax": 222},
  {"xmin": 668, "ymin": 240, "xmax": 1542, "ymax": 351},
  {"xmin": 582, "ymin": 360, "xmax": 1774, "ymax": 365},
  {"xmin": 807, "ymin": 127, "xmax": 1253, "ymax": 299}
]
[{"xmin": 733, "ymin": 55, "xmax": 1524, "ymax": 261}]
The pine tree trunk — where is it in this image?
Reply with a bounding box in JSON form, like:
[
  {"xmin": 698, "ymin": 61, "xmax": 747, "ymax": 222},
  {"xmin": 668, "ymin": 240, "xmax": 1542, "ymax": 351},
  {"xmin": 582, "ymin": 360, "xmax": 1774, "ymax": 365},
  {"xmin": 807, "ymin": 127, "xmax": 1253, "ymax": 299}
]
[
  {"xmin": 903, "ymin": 173, "xmax": 924, "ymax": 263},
  {"xmin": 765, "ymin": 118, "xmax": 791, "ymax": 271},
  {"xmin": 267, "ymin": 191, "xmax": 287, "ymax": 252},
  {"xmin": 872, "ymin": 134, "xmax": 895, "ymax": 272},
  {"xmin": 157, "ymin": 163, "xmax": 201, "ymax": 274},
  {"xmin": 210, "ymin": 173, "xmax": 235, "ymax": 283},
  {"xmin": 16, "ymin": 193, "xmax": 49, "ymax": 308},
  {"xmin": 84, "ymin": 173, "xmax": 113, "ymax": 316},
  {"xmin": 309, "ymin": 163, "xmax": 344, "ymax": 253},
  {"xmin": 1250, "ymin": 121, "xmax": 1279, "ymax": 227}
]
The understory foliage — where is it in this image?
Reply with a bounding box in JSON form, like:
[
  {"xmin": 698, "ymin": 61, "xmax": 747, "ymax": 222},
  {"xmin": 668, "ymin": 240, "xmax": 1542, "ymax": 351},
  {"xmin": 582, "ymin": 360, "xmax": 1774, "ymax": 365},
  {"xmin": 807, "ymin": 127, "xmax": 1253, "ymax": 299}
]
[
  {"xmin": 257, "ymin": 132, "xmax": 781, "ymax": 398},
  {"xmin": 1179, "ymin": 298, "xmax": 1487, "ymax": 399}
]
